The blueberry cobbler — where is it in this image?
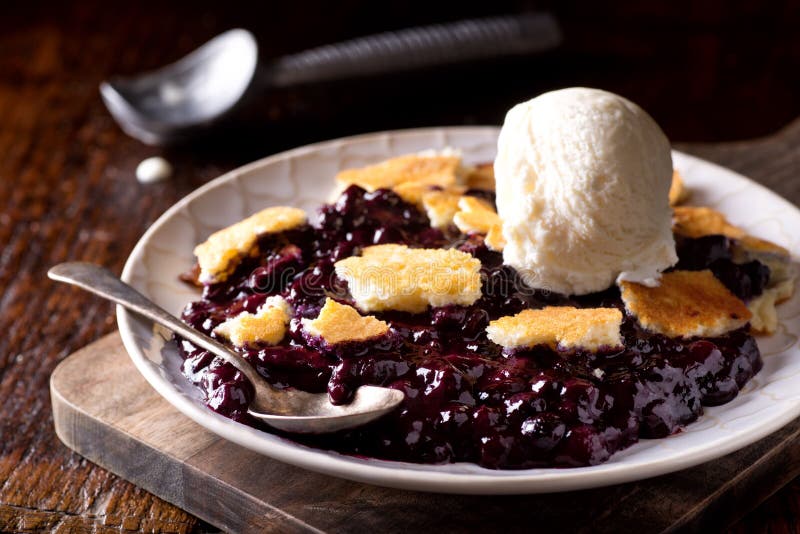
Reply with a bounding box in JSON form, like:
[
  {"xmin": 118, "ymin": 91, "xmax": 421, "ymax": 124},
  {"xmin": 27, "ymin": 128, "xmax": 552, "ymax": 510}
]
[{"xmin": 176, "ymin": 147, "xmax": 795, "ymax": 469}]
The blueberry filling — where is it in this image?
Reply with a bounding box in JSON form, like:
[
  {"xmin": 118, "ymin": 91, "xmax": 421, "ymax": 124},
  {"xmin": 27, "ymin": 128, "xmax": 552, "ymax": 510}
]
[{"xmin": 177, "ymin": 185, "xmax": 763, "ymax": 469}]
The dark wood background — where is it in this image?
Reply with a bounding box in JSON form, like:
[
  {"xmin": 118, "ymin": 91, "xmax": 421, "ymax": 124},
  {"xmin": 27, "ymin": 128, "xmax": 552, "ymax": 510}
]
[{"xmin": 2, "ymin": 0, "xmax": 800, "ymax": 531}]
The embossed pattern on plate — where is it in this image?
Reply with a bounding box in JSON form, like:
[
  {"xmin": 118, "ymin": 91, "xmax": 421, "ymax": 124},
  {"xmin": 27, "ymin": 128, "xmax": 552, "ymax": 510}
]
[{"xmin": 118, "ymin": 127, "xmax": 800, "ymax": 494}]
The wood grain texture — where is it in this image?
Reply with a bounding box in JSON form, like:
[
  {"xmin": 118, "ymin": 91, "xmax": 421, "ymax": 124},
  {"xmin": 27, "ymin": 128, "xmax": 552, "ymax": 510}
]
[
  {"xmin": 2, "ymin": 1, "xmax": 800, "ymax": 532},
  {"xmin": 49, "ymin": 333, "xmax": 800, "ymax": 533}
]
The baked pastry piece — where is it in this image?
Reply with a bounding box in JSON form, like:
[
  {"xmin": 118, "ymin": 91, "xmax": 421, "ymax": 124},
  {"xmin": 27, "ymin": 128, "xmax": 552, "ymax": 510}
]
[
  {"xmin": 393, "ymin": 182, "xmax": 468, "ymax": 208},
  {"xmin": 464, "ymin": 162, "xmax": 496, "ymax": 190},
  {"xmin": 213, "ymin": 296, "xmax": 292, "ymax": 346},
  {"xmin": 335, "ymin": 150, "xmax": 466, "ymax": 194},
  {"xmin": 673, "ymin": 205, "xmax": 795, "ymax": 333},
  {"xmin": 486, "ymin": 306, "xmax": 623, "ymax": 351},
  {"xmin": 302, "ymin": 298, "xmax": 389, "ymax": 346},
  {"xmin": 620, "ymin": 270, "xmax": 751, "ymax": 337},
  {"xmin": 421, "ymin": 189, "xmax": 463, "ymax": 229},
  {"xmin": 194, "ymin": 206, "xmax": 306, "ymax": 284},
  {"xmin": 334, "ymin": 244, "xmax": 482, "ymax": 313},
  {"xmin": 736, "ymin": 247, "xmax": 795, "ymax": 334},
  {"xmin": 453, "ymin": 196, "xmax": 501, "ymax": 234},
  {"xmin": 669, "ymin": 170, "xmax": 690, "ymax": 206},
  {"xmin": 673, "ymin": 205, "xmax": 749, "ymax": 240},
  {"xmin": 416, "ymin": 191, "xmax": 504, "ymax": 249},
  {"xmin": 673, "ymin": 205, "xmax": 790, "ymax": 257},
  {"xmin": 484, "ymin": 224, "xmax": 506, "ymax": 252}
]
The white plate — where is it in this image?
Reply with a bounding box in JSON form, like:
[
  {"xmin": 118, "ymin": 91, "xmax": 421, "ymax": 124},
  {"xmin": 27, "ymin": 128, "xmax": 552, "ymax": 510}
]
[{"xmin": 118, "ymin": 127, "xmax": 800, "ymax": 494}]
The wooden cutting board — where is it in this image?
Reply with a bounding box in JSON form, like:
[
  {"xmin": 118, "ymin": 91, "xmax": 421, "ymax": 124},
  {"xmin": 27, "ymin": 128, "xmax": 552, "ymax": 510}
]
[{"xmin": 51, "ymin": 332, "xmax": 800, "ymax": 533}]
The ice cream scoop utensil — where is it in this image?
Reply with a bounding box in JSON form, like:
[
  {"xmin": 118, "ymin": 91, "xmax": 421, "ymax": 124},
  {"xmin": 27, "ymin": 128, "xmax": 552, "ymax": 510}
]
[{"xmin": 100, "ymin": 14, "xmax": 561, "ymax": 145}]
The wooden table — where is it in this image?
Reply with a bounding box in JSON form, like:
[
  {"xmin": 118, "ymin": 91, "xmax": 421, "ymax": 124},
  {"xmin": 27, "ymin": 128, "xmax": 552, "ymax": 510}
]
[{"xmin": 3, "ymin": 2, "xmax": 800, "ymax": 532}]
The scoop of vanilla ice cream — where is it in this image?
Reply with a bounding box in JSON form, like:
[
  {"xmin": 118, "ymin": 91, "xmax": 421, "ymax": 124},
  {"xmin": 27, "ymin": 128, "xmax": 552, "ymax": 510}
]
[{"xmin": 494, "ymin": 87, "xmax": 677, "ymax": 296}]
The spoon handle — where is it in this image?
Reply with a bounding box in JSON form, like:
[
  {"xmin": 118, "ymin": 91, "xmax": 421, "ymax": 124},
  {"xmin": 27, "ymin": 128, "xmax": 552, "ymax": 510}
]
[
  {"xmin": 47, "ymin": 262, "xmax": 265, "ymax": 389},
  {"xmin": 266, "ymin": 13, "xmax": 561, "ymax": 88}
]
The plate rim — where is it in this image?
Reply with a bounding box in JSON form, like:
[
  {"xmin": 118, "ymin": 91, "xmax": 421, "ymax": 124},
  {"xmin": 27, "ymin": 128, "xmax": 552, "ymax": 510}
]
[{"xmin": 118, "ymin": 126, "xmax": 800, "ymax": 494}]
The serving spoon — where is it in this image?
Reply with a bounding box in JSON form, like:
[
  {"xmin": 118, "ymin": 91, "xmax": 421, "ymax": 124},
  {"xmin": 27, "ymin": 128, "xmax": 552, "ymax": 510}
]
[
  {"xmin": 48, "ymin": 262, "xmax": 404, "ymax": 434},
  {"xmin": 100, "ymin": 13, "xmax": 561, "ymax": 145}
]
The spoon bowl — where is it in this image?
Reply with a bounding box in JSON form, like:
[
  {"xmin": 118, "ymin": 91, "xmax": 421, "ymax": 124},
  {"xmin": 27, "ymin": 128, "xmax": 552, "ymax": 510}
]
[
  {"xmin": 48, "ymin": 262, "xmax": 404, "ymax": 433},
  {"xmin": 100, "ymin": 29, "xmax": 258, "ymax": 145}
]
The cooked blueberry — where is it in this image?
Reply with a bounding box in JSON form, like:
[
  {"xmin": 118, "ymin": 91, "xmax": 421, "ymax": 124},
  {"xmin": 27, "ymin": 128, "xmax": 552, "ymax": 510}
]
[{"xmin": 520, "ymin": 413, "xmax": 566, "ymax": 451}]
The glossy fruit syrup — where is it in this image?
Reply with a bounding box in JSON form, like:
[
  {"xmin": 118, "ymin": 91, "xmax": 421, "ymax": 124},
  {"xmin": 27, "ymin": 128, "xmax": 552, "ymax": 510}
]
[{"xmin": 177, "ymin": 186, "xmax": 766, "ymax": 469}]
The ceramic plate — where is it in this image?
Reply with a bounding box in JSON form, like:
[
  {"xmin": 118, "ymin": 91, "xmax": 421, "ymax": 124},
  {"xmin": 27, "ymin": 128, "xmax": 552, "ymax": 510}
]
[{"xmin": 118, "ymin": 127, "xmax": 800, "ymax": 494}]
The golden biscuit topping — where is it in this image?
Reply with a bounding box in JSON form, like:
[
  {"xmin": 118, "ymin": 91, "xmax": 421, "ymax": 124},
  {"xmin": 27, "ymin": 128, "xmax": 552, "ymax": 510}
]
[
  {"xmin": 672, "ymin": 206, "xmax": 745, "ymax": 239},
  {"xmin": 392, "ymin": 181, "xmax": 432, "ymax": 206},
  {"xmin": 620, "ymin": 270, "xmax": 751, "ymax": 337},
  {"xmin": 748, "ymin": 277, "xmax": 795, "ymax": 335},
  {"xmin": 395, "ymin": 185, "xmax": 498, "ymax": 232},
  {"xmin": 673, "ymin": 205, "xmax": 790, "ymax": 258},
  {"xmin": 421, "ymin": 190, "xmax": 462, "ymax": 229},
  {"xmin": 486, "ymin": 306, "xmax": 623, "ymax": 351},
  {"xmin": 194, "ymin": 206, "xmax": 307, "ymax": 284},
  {"xmin": 213, "ymin": 296, "xmax": 292, "ymax": 347},
  {"xmin": 453, "ymin": 196, "xmax": 502, "ymax": 235},
  {"xmin": 334, "ymin": 244, "xmax": 483, "ymax": 313},
  {"xmin": 737, "ymin": 234, "xmax": 790, "ymax": 258},
  {"xmin": 465, "ymin": 163, "xmax": 495, "ymax": 191},
  {"xmin": 739, "ymin": 245, "xmax": 795, "ymax": 335},
  {"xmin": 672, "ymin": 205, "xmax": 793, "ymax": 336},
  {"xmin": 669, "ymin": 170, "xmax": 690, "ymax": 206},
  {"xmin": 484, "ymin": 224, "xmax": 506, "ymax": 251},
  {"xmin": 335, "ymin": 152, "xmax": 464, "ymax": 192},
  {"xmin": 392, "ymin": 182, "xmax": 467, "ymax": 209},
  {"xmin": 301, "ymin": 298, "xmax": 389, "ymax": 345}
]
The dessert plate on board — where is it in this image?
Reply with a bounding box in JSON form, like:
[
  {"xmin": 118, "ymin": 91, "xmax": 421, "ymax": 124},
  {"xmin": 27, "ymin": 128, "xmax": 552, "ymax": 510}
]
[{"xmin": 118, "ymin": 127, "xmax": 800, "ymax": 494}]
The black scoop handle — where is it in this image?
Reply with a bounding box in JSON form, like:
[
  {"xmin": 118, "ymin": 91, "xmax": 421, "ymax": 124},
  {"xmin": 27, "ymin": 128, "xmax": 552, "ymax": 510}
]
[{"xmin": 266, "ymin": 13, "xmax": 561, "ymax": 88}]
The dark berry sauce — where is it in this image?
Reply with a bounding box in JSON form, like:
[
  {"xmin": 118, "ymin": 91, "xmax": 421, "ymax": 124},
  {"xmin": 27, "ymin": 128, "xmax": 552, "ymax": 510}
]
[{"xmin": 177, "ymin": 185, "xmax": 764, "ymax": 469}]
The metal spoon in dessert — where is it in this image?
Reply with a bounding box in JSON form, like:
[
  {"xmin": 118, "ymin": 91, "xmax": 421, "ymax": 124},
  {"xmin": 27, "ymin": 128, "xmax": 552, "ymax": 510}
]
[{"xmin": 48, "ymin": 262, "xmax": 404, "ymax": 433}]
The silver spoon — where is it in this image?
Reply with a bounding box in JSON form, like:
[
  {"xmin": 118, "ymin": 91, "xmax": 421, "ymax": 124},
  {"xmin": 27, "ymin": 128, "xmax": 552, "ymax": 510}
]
[
  {"xmin": 100, "ymin": 14, "xmax": 561, "ymax": 145},
  {"xmin": 48, "ymin": 262, "xmax": 404, "ymax": 434}
]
